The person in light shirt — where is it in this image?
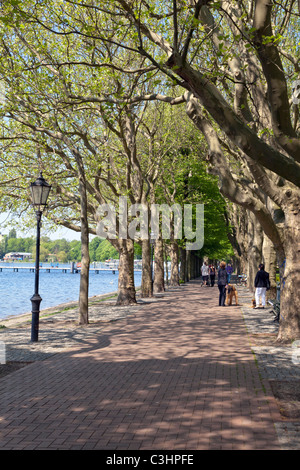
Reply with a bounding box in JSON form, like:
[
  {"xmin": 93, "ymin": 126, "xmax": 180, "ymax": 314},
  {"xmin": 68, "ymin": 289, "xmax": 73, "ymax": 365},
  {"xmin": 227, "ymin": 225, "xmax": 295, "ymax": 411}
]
[{"xmin": 201, "ymin": 261, "xmax": 209, "ymax": 286}]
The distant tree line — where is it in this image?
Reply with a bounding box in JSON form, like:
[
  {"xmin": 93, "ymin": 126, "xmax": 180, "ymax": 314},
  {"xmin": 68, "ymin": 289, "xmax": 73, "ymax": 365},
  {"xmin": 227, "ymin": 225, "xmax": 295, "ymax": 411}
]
[{"xmin": 0, "ymin": 230, "xmax": 131, "ymax": 263}]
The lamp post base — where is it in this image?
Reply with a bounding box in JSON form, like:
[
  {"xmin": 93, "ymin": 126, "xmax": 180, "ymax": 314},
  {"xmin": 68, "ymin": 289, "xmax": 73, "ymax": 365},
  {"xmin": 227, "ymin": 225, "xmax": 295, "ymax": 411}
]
[{"xmin": 31, "ymin": 293, "xmax": 42, "ymax": 342}]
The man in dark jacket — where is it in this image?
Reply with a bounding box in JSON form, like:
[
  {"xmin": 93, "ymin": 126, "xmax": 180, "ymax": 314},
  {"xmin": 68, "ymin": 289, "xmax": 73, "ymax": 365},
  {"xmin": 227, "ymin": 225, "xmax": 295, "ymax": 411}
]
[{"xmin": 254, "ymin": 264, "xmax": 270, "ymax": 309}]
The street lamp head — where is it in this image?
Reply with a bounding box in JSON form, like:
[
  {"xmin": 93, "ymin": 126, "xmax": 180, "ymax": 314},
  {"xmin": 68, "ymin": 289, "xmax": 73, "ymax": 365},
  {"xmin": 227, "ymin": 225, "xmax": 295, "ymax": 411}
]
[{"xmin": 30, "ymin": 171, "xmax": 51, "ymax": 213}]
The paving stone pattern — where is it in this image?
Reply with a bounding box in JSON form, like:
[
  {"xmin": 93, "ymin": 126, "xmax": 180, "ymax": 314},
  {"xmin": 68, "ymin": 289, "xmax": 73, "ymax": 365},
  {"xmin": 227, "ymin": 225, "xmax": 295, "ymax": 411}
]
[{"xmin": 0, "ymin": 283, "xmax": 299, "ymax": 450}]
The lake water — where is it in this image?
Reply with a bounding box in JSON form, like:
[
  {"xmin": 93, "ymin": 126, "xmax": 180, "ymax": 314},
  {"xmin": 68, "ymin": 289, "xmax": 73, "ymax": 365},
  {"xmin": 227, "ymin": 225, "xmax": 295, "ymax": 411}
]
[{"xmin": 0, "ymin": 263, "xmax": 142, "ymax": 320}]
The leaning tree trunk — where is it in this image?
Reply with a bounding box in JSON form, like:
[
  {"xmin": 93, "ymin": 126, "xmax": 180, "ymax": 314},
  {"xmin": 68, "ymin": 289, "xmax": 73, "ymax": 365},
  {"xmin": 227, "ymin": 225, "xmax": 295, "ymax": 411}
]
[
  {"xmin": 78, "ymin": 176, "xmax": 90, "ymax": 325},
  {"xmin": 226, "ymin": 204, "xmax": 247, "ymax": 276},
  {"xmin": 154, "ymin": 237, "xmax": 165, "ymax": 293},
  {"xmin": 184, "ymin": 83, "xmax": 298, "ymax": 342},
  {"xmin": 169, "ymin": 241, "xmax": 180, "ymax": 286},
  {"xmin": 141, "ymin": 239, "xmax": 153, "ymax": 297},
  {"xmin": 277, "ymin": 193, "xmax": 300, "ymax": 342},
  {"xmin": 116, "ymin": 239, "xmax": 136, "ymax": 305}
]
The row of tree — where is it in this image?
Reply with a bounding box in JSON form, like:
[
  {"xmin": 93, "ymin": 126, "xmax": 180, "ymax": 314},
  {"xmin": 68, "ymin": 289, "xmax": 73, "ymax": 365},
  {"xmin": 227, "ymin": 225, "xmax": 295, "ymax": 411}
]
[
  {"xmin": 0, "ymin": 234, "xmax": 122, "ymax": 263},
  {"xmin": 0, "ymin": 1, "xmax": 299, "ymax": 341},
  {"xmin": 0, "ymin": 0, "xmax": 233, "ymax": 324}
]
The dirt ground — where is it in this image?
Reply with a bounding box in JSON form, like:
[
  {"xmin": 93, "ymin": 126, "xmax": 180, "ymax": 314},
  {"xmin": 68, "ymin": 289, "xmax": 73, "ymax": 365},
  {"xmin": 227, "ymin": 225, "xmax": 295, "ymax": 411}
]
[
  {"xmin": 249, "ymin": 333, "xmax": 278, "ymax": 346},
  {"xmin": 269, "ymin": 380, "xmax": 300, "ymax": 419}
]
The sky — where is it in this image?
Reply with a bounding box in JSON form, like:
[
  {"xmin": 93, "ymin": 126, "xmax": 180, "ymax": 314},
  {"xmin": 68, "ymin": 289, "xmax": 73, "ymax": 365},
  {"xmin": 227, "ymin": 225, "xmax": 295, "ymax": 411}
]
[{"xmin": 0, "ymin": 211, "xmax": 82, "ymax": 241}]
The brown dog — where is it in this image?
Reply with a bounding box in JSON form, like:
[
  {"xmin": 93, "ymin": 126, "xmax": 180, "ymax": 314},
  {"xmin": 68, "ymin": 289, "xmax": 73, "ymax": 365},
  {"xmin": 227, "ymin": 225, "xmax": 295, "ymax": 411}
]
[{"xmin": 226, "ymin": 284, "xmax": 238, "ymax": 306}]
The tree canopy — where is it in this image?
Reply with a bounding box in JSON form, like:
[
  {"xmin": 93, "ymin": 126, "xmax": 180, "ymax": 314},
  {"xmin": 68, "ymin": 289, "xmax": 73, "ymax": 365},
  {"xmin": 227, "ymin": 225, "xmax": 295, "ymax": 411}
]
[{"xmin": 0, "ymin": 1, "xmax": 299, "ymax": 339}]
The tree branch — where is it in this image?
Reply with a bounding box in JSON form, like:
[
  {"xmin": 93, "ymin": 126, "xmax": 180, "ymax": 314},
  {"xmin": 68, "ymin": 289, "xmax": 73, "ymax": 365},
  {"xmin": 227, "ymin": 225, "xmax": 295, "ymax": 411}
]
[{"xmin": 253, "ymin": 0, "xmax": 300, "ymax": 159}]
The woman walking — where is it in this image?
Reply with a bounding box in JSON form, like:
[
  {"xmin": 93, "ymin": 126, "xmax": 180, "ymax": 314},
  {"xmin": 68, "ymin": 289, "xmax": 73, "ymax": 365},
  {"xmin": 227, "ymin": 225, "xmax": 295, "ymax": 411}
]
[{"xmin": 218, "ymin": 261, "xmax": 227, "ymax": 306}]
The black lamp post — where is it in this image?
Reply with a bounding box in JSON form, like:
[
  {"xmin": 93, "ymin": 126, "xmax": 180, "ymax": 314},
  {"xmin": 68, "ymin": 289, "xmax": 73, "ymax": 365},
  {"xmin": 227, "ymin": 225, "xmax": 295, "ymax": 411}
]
[{"xmin": 30, "ymin": 172, "xmax": 51, "ymax": 342}]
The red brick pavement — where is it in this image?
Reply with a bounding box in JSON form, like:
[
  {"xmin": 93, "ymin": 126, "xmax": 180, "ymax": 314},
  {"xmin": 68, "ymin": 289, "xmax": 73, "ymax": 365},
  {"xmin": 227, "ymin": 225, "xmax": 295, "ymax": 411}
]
[{"xmin": 0, "ymin": 280, "xmax": 282, "ymax": 450}]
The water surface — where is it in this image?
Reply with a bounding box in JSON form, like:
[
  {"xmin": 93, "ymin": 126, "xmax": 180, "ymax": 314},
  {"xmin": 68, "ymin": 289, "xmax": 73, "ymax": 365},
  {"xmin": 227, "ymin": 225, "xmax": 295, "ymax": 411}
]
[{"xmin": 0, "ymin": 263, "xmax": 142, "ymax": 319}]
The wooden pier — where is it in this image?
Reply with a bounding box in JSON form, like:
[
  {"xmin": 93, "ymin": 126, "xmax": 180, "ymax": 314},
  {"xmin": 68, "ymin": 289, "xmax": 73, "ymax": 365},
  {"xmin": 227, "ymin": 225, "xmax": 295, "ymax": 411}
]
[
  {"xmin": 0, "ymin": 265, "xmax": 141, "ymax": 274},
  {"xmin": 0, "ymin": 266, "xmax": 117, "ymax": 274}
]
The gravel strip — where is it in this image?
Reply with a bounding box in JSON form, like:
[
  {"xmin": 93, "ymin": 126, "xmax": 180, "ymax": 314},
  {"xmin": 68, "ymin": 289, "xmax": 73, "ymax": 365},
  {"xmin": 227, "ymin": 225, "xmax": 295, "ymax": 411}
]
[{"xmin": 239, "ymin": 286, "xmax": 300, "ymax": 450}]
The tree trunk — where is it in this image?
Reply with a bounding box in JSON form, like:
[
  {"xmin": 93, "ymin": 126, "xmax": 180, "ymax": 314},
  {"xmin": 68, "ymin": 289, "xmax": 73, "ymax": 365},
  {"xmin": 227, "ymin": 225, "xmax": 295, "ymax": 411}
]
[
  {"xmin": 186, "ymin": 249, "xmax": 191, "ymax": 281},
  {"xmin": 141, "ymin": 239, "xmax": 153, "ymax": 297},
  {"xmin": 235, "ymin": 208, "xmax": 249, "ymax": 275},
  {"xmin": 190, "ymin": 253, "xmax": 195, "ymax": 280},
  {"xmin": 169, "ymin": 241, "xmax": 180, "ymax": 286},
  {"xmin": 192, "ymin": 253, "xmax": 199, "ymax": 279},
  {"xmin": 196, "ymin": 255, "xmax": 201, "ymax": 278},
  {"xmin": 164, "ymin": 245, "xmax": 169, "ymax": 286},
  {"xmin": 78, "ymin": 177, "xmax": 89, "ymax": 325},
  {"xmin": 154, "ymin": 237, "xmax": 165, "ymax": 293},
  {"xmin": 116, "ymin": 239, "xmax": 136, "ymax": 305},
  {"xmin": 179, "ymin": 247, "xmax": 187, "ymax": 283},
  {"xmin": 225, "ymin": 204, "xmax": 244, "ymax": 275},
  {"xmin": 246, "ymin": 211, "xmax": 263, "ymax": 294},
  {"xmin": 262, "ymin": 233, "xmax": 277, "ymax": 300},
  {"xmin": 277, "ymin": 194, "xmax": 300, "ymax": 342}
]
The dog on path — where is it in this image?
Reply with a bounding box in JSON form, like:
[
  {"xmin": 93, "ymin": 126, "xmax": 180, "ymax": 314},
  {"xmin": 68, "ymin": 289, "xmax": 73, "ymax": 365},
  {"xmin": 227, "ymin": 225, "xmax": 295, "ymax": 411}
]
[{"xmin": 226, "ymin": 284, "xmax": 239, "ymax": 306}]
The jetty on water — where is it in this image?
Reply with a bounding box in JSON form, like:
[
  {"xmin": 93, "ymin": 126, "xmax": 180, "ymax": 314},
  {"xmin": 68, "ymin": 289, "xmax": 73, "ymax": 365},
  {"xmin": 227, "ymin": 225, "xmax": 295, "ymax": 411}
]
[{"xmin": 0, "ymin": 262, "xmax": 142, "ymax": 274}]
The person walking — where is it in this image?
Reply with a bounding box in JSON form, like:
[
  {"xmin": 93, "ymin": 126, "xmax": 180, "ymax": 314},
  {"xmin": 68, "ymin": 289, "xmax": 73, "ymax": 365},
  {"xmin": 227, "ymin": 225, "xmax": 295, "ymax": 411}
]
[
  {"xmin": 254, "ymin": 263, "xmax": 270, "ymax": 308},
  {"xmin": 201, "ymin": 261, "xmax": 209, "ymax": 286},
  {"xmin": 209, "ymin": 264, "xmax": 216, "ymax": 287},
  {"xmin": 226, "ymin": 263, "xmax": 233, "ymax": 283},
  {"xmin": 218, "ymin": 261, "xmax": 227, "ymax": 306}
]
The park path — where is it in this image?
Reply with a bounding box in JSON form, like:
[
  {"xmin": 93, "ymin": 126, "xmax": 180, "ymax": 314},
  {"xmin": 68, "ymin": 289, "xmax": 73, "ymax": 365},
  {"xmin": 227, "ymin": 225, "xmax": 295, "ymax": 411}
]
[{"xmin": 0, "ymin": 280, "xmax": 281, "ymax": 450}]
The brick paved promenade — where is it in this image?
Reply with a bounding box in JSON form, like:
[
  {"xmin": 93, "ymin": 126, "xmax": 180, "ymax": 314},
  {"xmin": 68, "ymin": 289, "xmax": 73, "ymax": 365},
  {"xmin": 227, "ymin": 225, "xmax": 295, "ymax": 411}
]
[{"xmin": 0, "ymin": 280, "xmax": 283, "ymax": 450}]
